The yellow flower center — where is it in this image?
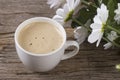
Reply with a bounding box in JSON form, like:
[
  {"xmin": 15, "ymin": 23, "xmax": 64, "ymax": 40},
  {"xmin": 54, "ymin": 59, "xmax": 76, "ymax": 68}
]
[
  {"xmin": 64, "ymin": 10, "xmax": 74, "ymax": 22},
  {"xmin": 101, "ymin": 23, "xmax": 105, "ymax": 32}
]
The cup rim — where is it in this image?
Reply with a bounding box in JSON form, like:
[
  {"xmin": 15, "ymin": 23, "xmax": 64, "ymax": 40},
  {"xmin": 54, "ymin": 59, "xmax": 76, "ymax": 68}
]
[{"xmin": 15, "ymin": 17, "xmax": 66, "ymax": 56}]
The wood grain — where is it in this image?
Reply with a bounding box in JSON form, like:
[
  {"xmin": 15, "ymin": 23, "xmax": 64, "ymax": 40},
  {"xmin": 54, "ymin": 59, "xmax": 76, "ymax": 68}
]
[{"xmin": 0, "ymin": 0, "xmax": 120, "ymax": 80}]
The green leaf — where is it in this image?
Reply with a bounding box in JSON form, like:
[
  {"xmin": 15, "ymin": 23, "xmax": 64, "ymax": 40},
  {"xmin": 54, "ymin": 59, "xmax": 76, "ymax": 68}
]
[
  {"xmin": 116, "ymin": 0, "xmax": 120, "ymax": 3},
  {"xmin": 107, "ymin": 0, "xmax": 117, "ymax": 22},
  {"xmin": 114, "ymin": 37, "xmax": 120, "ymax": 46},
  {"xmin": 71, "ymin": 5, "xmax": 96, "ymax": 28},
  {"xmin": 84, "ymin": 0, "xmax": 89, "ymax": 1},
  {"xmin": 102, "ymin": 0, "xmax": 109, "ymax": 5},
  {"xmin": 94, "ymin": 0, "xmax": 104, "ymax": 6},
  {"xmin": 93, "ymin": 0, "xmax": 99, "ymax": 6}
]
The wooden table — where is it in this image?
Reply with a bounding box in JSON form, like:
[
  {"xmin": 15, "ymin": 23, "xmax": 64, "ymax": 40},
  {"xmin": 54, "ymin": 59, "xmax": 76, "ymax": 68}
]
[{"xmin": 0, "ymin": 0, "xmax": 120, "ymax": 80}]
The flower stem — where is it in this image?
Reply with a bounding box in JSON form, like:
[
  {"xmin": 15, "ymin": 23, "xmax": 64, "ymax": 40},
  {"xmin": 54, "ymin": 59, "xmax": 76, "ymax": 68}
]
[
  {"xmin": 102, "ymin": 37, "xmax": 120, "ymax": 47},
  {"xmin": 98, "ymin": 0, "xmax": 102, "ymax": 6},
  {"xmin": 81, "ymin": 0, "xmax": 97, "ymax": 8},
  {"xmin": 72, "ymin": 18, "xmax": 120, "ymax": 47},
  {"xmin": 72, "ymin": 18, "xmax": 91, "ymax": 32},
  {"xmin": 107, "ymin": 25, "xmax": 120, "ymax": 34}
]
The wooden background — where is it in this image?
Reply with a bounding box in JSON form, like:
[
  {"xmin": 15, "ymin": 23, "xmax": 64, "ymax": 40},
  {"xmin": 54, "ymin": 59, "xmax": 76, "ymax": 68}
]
[{"xmin": 0, "ymin": 0, "xmax": 120, "ymax": 80}]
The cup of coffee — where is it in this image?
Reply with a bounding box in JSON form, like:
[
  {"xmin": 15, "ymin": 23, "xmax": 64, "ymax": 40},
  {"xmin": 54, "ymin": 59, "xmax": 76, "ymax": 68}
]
[{"xmin": 14, "ymin": 17, "xmax": 79, "ymax": 72}]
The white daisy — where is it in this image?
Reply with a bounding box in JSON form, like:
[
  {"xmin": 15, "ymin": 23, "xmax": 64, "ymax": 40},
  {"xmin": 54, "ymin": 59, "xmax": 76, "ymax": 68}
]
[
  {"xmin": 53, "ymin": 0, "xmax": 80, "ymax": 25},
  {"xmin": 74, "ymin": 27, "xmax": 88, "ymax": 45},
  {"xmin": 47, "ymin": 0, "xmax": 65, "ymax": 8},
  {"xmin": 74, "ymin": 20, "xmax": 90, "ymax": 45},
  {"xmin": 103, "ymin": 31, "xmax": 118, "ymax": 49},
  {"xmin": 88, "ymin": 4, "xmax": 109, "ymax": 47},
  {"xmin": 114, "ymin": 3, "xmax": 120, "ymax": 24}
]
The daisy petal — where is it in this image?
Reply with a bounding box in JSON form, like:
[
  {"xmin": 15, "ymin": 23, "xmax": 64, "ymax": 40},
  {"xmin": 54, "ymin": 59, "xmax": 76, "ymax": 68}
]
[
  {"xmin": 97, "ymin": 4, "xmax": 108, "ymax": 23},
  {"xmin": 50, "ymin": 3, "xmax": 56, "ymax": 8},
  {"xmin": 74, "ymin": 0, "xmax": 80, "ymax": 9},
  {"xmin": 47, "ymin": 0, "xmax": 66, "ymax": 8},
  {"xmin": 114, "ymin": 3, "xmax": 120, "ymax": 24},
  {"xmin": 103, "ymin": 42, "xmax": 112, "ymax": 49},
  {"xmin": 56, "ymin": 8, "xmax": 64, "ymax": 17},
  {"xmin": 90, "ymin": 23, "xmax": 102, "ymax": 29},
  {"xmin": 56, "ymin": 19, "xmax": 64, "ymax": 25},
  {"xmin": 53, "ymin": 15, "xmax": 63, "ymax": 20},
  {"xmin": 47, "ymin": 0, "xmax": 54, "ymax": 4},
  {"xmin": 107, "ymin": 31, "xmax": 118, "ymax": 41},
  {"xmin": 88, "ymin": 30, "xmax": 101, "ymax": 43},
  {"xmin": 53, "ymin": 15, "xmax": 64, "ymax": 25},
  {"xmin": 66, "ymin": 0, "xmax": 74, "ymax": 10},
  {"xmin": 63, "ymin": 4, "xmax": 69, "ymax": 15},
  {"xmin": 94, "ymin": 15, "xmax": 102, "ymax": 24},
  {"xmin": 118, "ymin": 3, "xmax": 120, "ymax": 8},
  {"xmin": 101, "ymin": 4, "xmax": 107, "ymax": 11},
  {"xmin": 96, "ymin": 32, "xmax": 103, "ymax": 47}
]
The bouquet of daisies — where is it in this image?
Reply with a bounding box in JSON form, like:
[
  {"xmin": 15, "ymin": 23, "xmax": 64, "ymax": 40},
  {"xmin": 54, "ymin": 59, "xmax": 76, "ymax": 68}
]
[{"xmin": 47, "ymin": 0, "xmax": 120, "ymax": 49}]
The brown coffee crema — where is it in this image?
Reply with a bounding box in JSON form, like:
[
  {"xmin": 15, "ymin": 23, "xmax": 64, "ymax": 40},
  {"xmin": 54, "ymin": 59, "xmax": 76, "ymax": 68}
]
[{"xmin": 18, "ymin": 22, "xmax": 63, "ymax": 54}]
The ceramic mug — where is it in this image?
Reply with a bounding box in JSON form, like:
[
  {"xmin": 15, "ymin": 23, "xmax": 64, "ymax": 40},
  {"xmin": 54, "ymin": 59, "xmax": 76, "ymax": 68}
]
[{"xmin": 14, "ymin": 17, "xmax": 79, "ymax": 72}]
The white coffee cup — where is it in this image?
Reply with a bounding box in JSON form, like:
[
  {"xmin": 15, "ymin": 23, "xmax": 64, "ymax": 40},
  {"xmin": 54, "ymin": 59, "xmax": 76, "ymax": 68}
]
[{"xmin": 14, "ymin": 17, "xmax": 79, "ymax": 72}]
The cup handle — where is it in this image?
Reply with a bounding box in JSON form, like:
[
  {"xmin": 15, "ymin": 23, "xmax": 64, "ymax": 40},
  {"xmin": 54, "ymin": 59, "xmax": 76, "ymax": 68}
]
[{"xmin": 61, "ymin": 41, "xmax": 79, "ymax": 60}]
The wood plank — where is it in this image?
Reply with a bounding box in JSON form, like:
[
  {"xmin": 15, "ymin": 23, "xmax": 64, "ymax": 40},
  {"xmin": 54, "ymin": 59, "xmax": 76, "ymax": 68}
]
[
  {"xmin": 0, "ymin": 0, "xmax": 120, "ymax": 80},
  {"xmin": 0, "ymin": 50, "xmax": 120, "ymax": 80},
  {"xmin": 0, "ymin": 0, "xmax": 55, "ymax": 33}
]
